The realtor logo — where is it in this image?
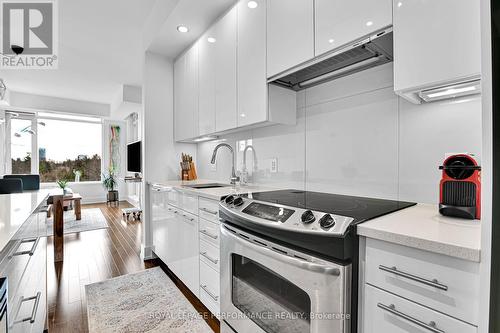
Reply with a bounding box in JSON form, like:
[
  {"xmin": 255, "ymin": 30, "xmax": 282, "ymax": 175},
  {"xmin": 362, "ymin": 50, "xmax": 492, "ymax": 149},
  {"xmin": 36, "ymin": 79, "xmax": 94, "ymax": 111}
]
[{"xmin": 0, "ymin": 0, "xmax": 58, "ymax": 69}]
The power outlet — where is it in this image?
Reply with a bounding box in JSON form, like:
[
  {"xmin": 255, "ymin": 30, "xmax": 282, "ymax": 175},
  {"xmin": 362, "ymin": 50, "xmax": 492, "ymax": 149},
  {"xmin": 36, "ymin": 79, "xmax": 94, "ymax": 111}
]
[
  {"xmin": 211, "ymin": 163, "xmax": 217, "ymax": 172},
  {"xmin": 270, "ymin": 158, "xmax": 278, "ymax": 173}
]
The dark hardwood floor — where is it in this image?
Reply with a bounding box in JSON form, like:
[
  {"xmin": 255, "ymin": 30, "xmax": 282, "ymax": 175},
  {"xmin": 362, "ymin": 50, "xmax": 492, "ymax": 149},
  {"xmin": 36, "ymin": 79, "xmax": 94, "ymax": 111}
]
[{"xmin": 46, "ymin": 201, "xmax": 219, "ymax": 333}]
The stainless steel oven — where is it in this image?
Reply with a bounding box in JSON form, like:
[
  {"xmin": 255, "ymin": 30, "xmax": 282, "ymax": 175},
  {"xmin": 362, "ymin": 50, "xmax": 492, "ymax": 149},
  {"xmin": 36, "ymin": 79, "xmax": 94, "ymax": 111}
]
[
  {"xmin": 218, "ymin": 190, "xmax": 415, "ymax": 333},
  {"xmin": 220, "ymin": 224, "xmax": 351, "ymax": 333}
]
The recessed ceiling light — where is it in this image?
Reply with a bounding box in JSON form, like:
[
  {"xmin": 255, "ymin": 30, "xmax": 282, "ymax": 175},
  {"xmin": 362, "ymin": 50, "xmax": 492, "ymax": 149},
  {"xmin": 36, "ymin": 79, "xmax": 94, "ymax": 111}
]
[
  {"xmin": 397, "ymin": 1, "xmax": 403, "ymax": 7},
  {"xmin": 328, "ymin": 39, "xmax": 334, "ymax": 44},
  {"xmin": 207, "ymin": 37, "xmax": 216, "ymax": 43},
  {"xmin": 177, "ymin": 25, "xmax": 189, "ymax": 33},
  {"xmin": 247, "ymin": 1, "xmax": 258, "ymax": 9},
  {"xmin": 366, "ymin": 21, "xmax": 373, "ymax": 27}
]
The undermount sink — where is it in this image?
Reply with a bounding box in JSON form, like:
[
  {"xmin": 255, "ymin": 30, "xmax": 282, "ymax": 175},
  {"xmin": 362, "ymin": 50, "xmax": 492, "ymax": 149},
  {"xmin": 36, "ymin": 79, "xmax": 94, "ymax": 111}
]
[{"xmin": 182, "ymin": 183, "xmax": 230, "ymax": 189}]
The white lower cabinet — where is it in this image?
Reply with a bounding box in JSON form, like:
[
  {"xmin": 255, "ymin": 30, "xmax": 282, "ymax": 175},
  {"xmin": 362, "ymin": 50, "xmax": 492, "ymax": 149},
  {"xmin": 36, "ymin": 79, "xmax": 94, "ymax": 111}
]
[
  {"xmin": 360, "ymin": 237, "xmax": 480, "ymax": 332},
  {"xmin": 151, "ymin": 187, "xmax": 221, "ymax": 315},
  {"xmin": 198, "ymin": 198, "xmax": 221, "ymax": 316},
  {"xmin": 199, "ymin": 260, "xmax": 220, "ymax": 316},
  {"xmin": 364, "ymin": 284, "xmax": 476, "ymax": 333},
  {"xmin": 151, "ymin": 185, "xmax": 200, "ymax": 297}
]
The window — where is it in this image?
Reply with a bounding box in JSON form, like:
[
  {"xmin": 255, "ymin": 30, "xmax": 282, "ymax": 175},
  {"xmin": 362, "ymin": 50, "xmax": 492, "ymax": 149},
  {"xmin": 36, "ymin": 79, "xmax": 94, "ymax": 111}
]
[
  {"xmin": 37, "ymin": 116, "xmax": 102, "ymax": 182},
  {"xmin": 10, "ymin": 118, "xmax": 34, "ymax": 174}
]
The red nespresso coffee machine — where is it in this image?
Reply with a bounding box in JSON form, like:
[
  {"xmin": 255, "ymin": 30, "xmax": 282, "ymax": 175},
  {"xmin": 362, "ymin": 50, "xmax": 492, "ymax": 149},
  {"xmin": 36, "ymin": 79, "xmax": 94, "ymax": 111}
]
[{"xmin": 439, "ymin": 153, "xmax": 481, "ymax": 219}]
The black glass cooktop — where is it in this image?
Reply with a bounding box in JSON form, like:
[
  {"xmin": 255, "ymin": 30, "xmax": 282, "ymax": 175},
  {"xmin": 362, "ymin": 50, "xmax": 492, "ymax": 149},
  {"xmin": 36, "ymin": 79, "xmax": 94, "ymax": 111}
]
[{"xmin": 243, "ymin": 190, "xmax": 416, "ymax": 224}]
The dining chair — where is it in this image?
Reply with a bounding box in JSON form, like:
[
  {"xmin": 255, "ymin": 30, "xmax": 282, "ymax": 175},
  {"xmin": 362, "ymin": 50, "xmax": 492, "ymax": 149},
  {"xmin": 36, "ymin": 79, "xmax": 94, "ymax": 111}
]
[{"xmin": 0, "ymin": 179, "xmax": 24, "ymax": 194}]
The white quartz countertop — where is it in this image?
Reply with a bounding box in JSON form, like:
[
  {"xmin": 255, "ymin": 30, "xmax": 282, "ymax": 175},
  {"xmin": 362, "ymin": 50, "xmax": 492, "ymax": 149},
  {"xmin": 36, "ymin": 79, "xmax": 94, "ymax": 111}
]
[
  {"xmin": 0, "ymin": 190, "xmax": 50, "ymax": 252},
  {"xmin": 149, "ymin": 179, "xmax": 277, "ymax": 200},
  {"xmin": 357, "ymin": 204, "xmax": 481, "ymax": 262}
]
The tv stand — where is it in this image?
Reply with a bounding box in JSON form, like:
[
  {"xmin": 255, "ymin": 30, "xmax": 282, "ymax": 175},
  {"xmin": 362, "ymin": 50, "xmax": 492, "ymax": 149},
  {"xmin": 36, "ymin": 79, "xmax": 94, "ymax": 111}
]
[{"xmin": 121, "ymin": 176, "xmax": 143, "ymax": 221}]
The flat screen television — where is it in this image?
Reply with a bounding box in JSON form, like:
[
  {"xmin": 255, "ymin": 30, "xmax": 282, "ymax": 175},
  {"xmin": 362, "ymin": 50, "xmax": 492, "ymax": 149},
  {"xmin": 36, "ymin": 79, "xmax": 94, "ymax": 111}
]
[{"xmin": 127, "ymin": 141, "xmax": 141, "ymax": 173}]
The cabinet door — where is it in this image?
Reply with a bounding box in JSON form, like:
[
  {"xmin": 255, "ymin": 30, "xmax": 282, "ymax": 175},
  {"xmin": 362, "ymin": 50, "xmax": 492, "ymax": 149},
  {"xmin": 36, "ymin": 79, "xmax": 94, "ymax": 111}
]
[
  {"xmin": 198, "ymin": 29, "xmax": 216, "ymax": 136},
  {"xmin": 315, "ymin": 0, "xmax": 392, "ymax": 57},
  {"xmin": 165, "ymin": 205, "xmax": 184, "ymax": 278},
  {"xmin": 267, "ymin": 0, "xmax": 314, "ymax": 78},
  {"xmin": 174, "ymin": 44, "xmax": 199, "ymax": 141},
  {"xmin": 151, "ymin": 189, "xmax": 172, "ymax": 262},
  {"xmin": 177, "ymin": 211, "xmax": 200, "ymax": 296},
  {"xmin": 237, "ymin": 0, "xmax": 268, "ymax": 127},
  {"xmin": 174, "ymin": 56, "xmax": 185, "ymax": 141},
  {"xmin": 393, "ymin": 0, "xmax": 481, "ymax": 92},
  {"xmin": 215, "ymin": 7, "xmax": 238, "ymax": 132}
]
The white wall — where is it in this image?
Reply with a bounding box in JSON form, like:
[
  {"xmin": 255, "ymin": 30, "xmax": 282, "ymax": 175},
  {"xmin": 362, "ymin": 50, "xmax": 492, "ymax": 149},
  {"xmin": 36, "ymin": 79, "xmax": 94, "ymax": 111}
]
[
  {"xmin": 197, "ymin": 64, "xmax": 482, "ymax": 204},
  {"xmin": 142, "ymin": 51, "xmax": 196, "ymax": 258},
  {"xmin": 143, "ymin": 51, "xmax": 196, "ymax": 184}
]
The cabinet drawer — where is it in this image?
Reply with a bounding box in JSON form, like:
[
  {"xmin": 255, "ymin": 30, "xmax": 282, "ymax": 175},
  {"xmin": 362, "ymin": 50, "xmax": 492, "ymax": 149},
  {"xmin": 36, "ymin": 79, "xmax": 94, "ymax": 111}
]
[
  {"xmin": 0, "ymin": 237, "xmax": 42, "ymax": 305},
  {"xmin": 365, "ymin": 238, "xmax": 480, "ymax": 325},
  {"xmin": 179, "ymin": 192, "xmax": 198, "ymax": 215},
  {"xmin": 198, "ymin": 197, "xmax": 219, "ymax": 223},
  {"xmin": 364, "ymin": 284, "xmax": 476, "ymax": 333},
  {"xmin": 9, "ymin": 237, "xmax": 46, "ymax": 333},
  {"xmin": 199, "ymin": 218, "xmax": 220, "ymax": 247},
  {"xmin": 199, "ymin": 260, "xmax": 220, "ymax": 316},
  {"xmin": 167, "ymin": 189, "xmax": 179, "ymax": 207},
  {"xmin": 200, "ymin": 239, "xmax": 220, "ymax": 272}
]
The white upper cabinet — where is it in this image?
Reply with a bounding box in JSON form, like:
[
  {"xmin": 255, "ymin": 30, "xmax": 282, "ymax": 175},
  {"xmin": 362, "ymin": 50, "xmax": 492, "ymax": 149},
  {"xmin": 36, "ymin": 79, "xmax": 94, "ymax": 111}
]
[
  {"xmin": 237, "ymin": 0, "xmax": 268, "ymax": 127},
  {"xmin": 198, "ymin": 29, "xmax": 216, "ymax": 136},
  {"xmin": 173, "ymin": 0, "xmax": 295, "ymax": 142},
  {"xmin": 314, "ymin": 0, "xmax": 392, "ymax": 57},
  {"xmin": 174, "ymin": 44, "xmax": 199, "ymax": 141},
  {"xmin": 215, "ymin": 7, "xmax": 238, "ymax": 132},
  {"xmin": 266, "ymin": 0, "xmax": 314, "ymax": 78},
  {"xmin": 393, "ymin": 0, "xmax": 481, "ymax": 104}
]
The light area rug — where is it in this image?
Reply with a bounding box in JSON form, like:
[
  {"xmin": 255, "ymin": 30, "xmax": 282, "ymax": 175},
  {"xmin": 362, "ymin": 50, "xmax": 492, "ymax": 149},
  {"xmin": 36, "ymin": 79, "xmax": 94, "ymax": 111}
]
[
  {"xmin": 85, "ymin": 267, "xmax": 212, "ymax": 333},
  {"xmin": 44, "ymin": 208, "xmax": 109, "ymax": 236}
]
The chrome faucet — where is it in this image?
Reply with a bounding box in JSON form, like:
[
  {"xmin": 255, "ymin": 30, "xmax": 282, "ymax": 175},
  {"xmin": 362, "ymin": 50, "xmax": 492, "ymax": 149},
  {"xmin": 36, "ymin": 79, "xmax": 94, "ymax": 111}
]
[
  {"xmin": 210, "ymin": 143, "xmax": 240, "ymax": 185},
  {"xmin": 243, "ymin": 145, "xmax": 257, "ymax": 171},
  {"xmin": 241, "ymin": 145, "xmax": 257, "ymax": 184}
]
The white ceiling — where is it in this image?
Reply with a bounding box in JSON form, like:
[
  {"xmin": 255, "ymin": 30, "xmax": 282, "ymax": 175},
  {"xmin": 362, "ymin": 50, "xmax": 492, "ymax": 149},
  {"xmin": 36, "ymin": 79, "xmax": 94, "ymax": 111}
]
[
  {"xmin": 146, "ymin": 0, "xmax": 237, "ymax": 59},
  {"xmin": 1, "ymin": 0, "xmax": 236, "ymax": 105},
  {"xmin": 1, "ymin": 0, "xmax": 156, "ymax": 104}
]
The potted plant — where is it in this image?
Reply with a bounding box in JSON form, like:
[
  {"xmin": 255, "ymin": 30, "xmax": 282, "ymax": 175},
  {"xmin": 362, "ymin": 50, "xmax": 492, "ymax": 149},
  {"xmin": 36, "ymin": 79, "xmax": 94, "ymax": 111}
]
[
  {"xmin": 102, "ymin": 168, "xmax": 119, "ymax": 203},
  {"xmin": 56, "ymin": 179, "xmax": 69, "ymax": 195}
]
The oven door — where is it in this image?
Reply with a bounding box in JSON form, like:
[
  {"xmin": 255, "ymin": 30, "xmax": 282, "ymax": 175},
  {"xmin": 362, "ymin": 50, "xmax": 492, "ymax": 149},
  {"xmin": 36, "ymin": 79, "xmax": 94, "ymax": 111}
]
[{"xmin": 220, "ymin": 224, "xmax": 351, "ymax": 333}]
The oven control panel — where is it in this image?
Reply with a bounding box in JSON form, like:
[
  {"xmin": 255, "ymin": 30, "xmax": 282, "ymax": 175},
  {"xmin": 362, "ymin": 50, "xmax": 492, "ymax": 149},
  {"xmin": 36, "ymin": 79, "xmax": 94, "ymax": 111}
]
[{"xmin": 221, "ymin": 195, "xmax": 355, "ymax": 236}]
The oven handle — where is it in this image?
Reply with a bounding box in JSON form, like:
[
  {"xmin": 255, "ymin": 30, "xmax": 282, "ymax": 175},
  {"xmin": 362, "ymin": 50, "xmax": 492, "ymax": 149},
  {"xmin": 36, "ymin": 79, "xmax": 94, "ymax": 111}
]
[{"xmin": 221, "ymin": 226, "xmax": 341, "ymax": 276}]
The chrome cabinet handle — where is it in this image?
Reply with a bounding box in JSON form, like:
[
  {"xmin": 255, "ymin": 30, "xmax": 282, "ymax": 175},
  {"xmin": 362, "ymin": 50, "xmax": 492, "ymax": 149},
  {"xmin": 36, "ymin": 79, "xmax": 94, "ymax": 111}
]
[
  {"xmin": 200, "ymin": 252, "xmax": 219, "ymax": 264},
  {"xmin": 200, "ymin": 285, "xmax": 219, "ymax": 301},
  {"xmin": 379, "ymin": 265, "xmax": 448, "ymax": 291},
  {"xmin": 14, "ymin": 292, "xmax": 41, "ymax": 324},
  {"xmin": 200, "ymin": 207, "xmax": 218, "ymax": 215},
  {"xmin": 377, "ymin": 303, "xmax": 444, "ymax": 333},
  {"xmin": 9, "ymin": 238, "xmax": 40, "ymax": 258},
  {"xmin": 200, "ymin": 229, "xmax": 218, "ymax": 240}
]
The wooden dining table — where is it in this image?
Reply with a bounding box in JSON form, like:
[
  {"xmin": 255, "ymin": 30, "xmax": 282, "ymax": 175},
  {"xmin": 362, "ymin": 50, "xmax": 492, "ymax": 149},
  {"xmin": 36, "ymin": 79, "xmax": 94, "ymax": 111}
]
[{"xmin": 46, "ymin": 190, "xmax": 67, "ymax": 262}]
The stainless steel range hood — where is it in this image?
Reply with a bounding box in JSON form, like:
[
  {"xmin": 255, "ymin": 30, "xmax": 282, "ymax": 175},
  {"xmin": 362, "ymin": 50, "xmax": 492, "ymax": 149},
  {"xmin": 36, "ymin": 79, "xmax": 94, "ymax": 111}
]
[{"xmin": 269, "ymin": 28, "xmax": 393, "ymax": 91}]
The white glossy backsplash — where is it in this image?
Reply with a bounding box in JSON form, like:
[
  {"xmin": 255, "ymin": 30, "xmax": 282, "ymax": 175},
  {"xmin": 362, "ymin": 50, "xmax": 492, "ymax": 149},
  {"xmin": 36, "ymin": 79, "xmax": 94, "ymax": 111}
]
[{"xmin": 196, "ymin": 64, "xmax": 482, "ymax": 204}]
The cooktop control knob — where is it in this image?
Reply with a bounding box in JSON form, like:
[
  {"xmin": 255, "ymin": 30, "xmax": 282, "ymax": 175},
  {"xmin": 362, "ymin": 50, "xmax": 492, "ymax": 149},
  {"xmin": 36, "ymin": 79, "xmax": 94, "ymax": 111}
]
[
  {"xmin": 233, "ymin": 197, "xmax": 244, "ymax": 207},
  {"xmin": 225, "ymin": 195, "xmax": 235, "ymax": 205},
  {"xmin": 301, "ymin": 210, "xmax": 315, "ymax": 224},
  {"xmin": 319, "ymin": 214, "xmax": 335, "ymax": 229}
]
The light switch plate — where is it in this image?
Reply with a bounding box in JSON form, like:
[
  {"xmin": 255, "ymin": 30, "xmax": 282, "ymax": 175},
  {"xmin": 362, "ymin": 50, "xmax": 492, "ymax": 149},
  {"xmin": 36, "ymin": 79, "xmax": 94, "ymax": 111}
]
[{"xmin": 270, "ymin": 158, "xmax": 278, "ymax": 173}]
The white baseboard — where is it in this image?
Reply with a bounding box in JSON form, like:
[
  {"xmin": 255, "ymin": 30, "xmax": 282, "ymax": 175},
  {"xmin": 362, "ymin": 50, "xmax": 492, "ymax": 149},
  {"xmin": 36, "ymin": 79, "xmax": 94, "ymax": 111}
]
[{"xmin": 141, "ymin": 245, "xmax": 155, "ymax": 260}]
